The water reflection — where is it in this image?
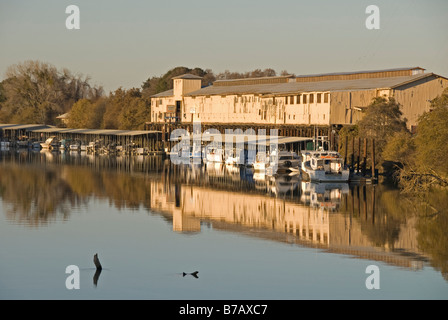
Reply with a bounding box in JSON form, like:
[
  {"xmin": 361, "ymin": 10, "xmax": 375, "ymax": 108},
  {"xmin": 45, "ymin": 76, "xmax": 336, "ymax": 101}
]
[{"xmin": 0, "ymin": 150, "xmax": 447, "ymax": 281}]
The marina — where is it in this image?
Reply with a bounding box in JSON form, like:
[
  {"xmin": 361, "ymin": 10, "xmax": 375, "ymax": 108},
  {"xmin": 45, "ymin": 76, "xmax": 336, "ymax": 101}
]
[{"xmin": 0, "ymin": 123, "xmax": 376, "ymax": 183}]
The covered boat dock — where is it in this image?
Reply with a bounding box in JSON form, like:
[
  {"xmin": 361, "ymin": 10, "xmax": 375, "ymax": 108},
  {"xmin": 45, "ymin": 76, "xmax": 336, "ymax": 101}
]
[{"xmin": 0, "ymin": 124, "xmax": 163, "ymax": 152}]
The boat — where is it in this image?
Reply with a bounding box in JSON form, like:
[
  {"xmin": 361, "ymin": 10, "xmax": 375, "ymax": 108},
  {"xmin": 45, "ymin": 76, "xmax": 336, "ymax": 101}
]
[
  {"xmin": 31, "ymin": 141, "xmax": 42, "ymax": 150},
  {"xmin": 59, "ymin": 139, "xmax": 71, "ymax": 151},
  {"xmin": 225, "ymin": 149, "xmax": 239, "ymax": 166},
  {"xmin": 0, "ymin": 141, "xmax": 10, "ymax": 150},
  {"xmin": 40, "ymin": 136, "xmax": 58, "ymax": 150},
  {"xmin": 301, "ymin": 150, "xmax": 349, "ymax": 182},
  {"xmin": 253, "ymin": 152, "xmax": 269, "ymax": 172},
  {"xmin": 80, "ymin": 142, "xmax": 88, "ymax": 152},
  {"xmin": 69, "ymin": 140, "xmax": 81, "ymax": 151},
  {"xmin": 204, "ymin": 146, "xmax": 224, "ymax": 163},
  {"xmin": 269, "ymin": 150, "xmax": 301, "ymax": 172}
]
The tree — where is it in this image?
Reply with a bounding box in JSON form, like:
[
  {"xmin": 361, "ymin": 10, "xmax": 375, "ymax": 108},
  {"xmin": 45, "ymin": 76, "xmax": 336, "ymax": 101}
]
[
  {"xmin": 0, "ymin": 60, "xmax": 103, "ymax": 124},
  {"xmin": 414, "ymin": 88, "xmax": 448, "ymax": 177},
  {"xmin": 391, "ymin": 88, "xmax": 448, "ymax": 191},
  {"xmin": 67, "ymin": 99, "xmax": 95, "ymax": 129},
  {"xmin": 382, "ymin": 130, "xmax": 415, "ymax": 164},
  {"xmin": 357, "ymin": 97, "xmax": 408, "ymax": 160},
  {"xmin": 102, "ymin": 87, "xmax": 149, "ymax": 130}
]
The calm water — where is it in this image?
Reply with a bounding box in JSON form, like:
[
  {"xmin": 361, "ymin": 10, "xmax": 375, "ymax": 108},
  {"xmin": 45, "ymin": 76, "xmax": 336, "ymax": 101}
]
[{"xmin": 0, "ymin": 150, "xmax": 447, "ymax": 300}]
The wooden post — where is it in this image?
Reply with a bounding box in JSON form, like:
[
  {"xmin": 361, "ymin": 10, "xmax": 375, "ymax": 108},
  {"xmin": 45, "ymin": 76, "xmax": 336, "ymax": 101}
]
[
  {"xmin": 351, "ymin": 136, "xmax": 355, "ymax": 170},
  {"xmin": 357, "ymin": 137, "xmax": 361, "ymax": 174},
  {"xmin": 362, "ymin": 138, "xmax": 367, "ymax": 176},
  {"xmin": 344, "ymin": 135, "xmax": 348, "ymax": 165},
  {"xmin": 371, "ymin": 139, "xmax": 376, "ymax": 179}
]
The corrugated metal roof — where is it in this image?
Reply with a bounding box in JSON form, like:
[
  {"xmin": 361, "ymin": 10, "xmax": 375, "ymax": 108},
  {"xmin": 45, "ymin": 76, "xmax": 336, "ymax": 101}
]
[
  {"xmin": 26, "ymin": 126, "xmax": 161, "ymax": 135},
  {"xmin": 172, "ymin": 74, "xmax": 203, "ymax": 80},
  {"xmin": 184, "ymin": 73, "xmax": 438, "ymax": 97},
  {"xmin": 0, "ymin": 124, "xmax": 50, "ymax": 130},
  {"xmin": 151, "ymin": 89, "xmax": 173, "ymax": 98},
  {"xmin": 295, "ymin": 67, "xmax": 424, "ymax": 78}
]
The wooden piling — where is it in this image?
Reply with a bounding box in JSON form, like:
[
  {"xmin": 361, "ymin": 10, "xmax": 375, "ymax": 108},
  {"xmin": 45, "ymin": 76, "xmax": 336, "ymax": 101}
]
[
  {"xmin": 357, "ymin": 137, "xmax": 361, "ymax": 174},
  {"xmin": 371, "ymin": 139, "xmax": 376, "ymax": 179},
  {"xmin": 362, "ymin": 138, "xmax": 367, "ymax": 176}
]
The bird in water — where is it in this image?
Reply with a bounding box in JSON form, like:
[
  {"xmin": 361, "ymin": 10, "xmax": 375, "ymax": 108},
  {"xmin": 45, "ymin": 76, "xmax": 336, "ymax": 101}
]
[{"xmin": 183, "ymin": 271, "xmax": 199, "ymax": 278}]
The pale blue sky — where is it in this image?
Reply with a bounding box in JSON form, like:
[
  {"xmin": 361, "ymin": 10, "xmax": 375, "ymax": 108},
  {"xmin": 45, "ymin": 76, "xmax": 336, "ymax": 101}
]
[{"xmin": 0, "ymin": 0, "xmax": 447, "ymax": 93}]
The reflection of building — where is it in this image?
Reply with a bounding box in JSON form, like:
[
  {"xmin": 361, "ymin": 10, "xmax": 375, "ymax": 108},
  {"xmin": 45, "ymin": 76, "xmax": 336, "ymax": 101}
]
[
  {"xmin": 149, "ymin": 176, "xmax": 430, "ymax": 270},
  {"xmin": 150, "ymin": 67, "xmax": 448, "ymax": 130}
]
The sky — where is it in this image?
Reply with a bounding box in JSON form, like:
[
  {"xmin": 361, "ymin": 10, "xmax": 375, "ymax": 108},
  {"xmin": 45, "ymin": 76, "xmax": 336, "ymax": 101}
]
[{"xmin": 0, "ymin": 0, "xmax": 447, "ymax": 93}]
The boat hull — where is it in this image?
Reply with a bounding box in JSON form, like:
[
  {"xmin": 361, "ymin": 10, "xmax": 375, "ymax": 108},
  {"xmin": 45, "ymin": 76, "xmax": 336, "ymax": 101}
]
[{"xmin": 302, "ymin": 168, "xmax": 350, "ymax": 182}]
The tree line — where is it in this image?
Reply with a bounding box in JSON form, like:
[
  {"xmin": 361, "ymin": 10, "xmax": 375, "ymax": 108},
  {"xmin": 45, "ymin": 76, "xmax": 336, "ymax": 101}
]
[{"xmin": 0, "ymin": 61, "xmax": 289, "ymax": 130}]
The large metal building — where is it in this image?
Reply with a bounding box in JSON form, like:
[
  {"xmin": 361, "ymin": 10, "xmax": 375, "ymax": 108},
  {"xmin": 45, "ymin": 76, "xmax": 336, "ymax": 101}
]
[{"xmin": 149, "ymin": 67, "xmax": 448, "ymax": 132}]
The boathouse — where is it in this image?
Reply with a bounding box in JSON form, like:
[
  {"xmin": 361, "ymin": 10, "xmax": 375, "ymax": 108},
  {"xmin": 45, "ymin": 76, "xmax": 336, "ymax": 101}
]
[{"xmin": 148, "ymin": 67, "xmax": 448, "ymax": 133}]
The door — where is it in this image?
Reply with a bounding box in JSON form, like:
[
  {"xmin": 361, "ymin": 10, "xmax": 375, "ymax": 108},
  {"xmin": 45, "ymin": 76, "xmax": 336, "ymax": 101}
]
[{"xmin": 176, "ymin": 101, "xmax": 181, "ymax": 123}]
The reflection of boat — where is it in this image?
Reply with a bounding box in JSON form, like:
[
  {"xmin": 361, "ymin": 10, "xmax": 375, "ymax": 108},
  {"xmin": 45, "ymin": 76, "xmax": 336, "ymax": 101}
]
[
  {"xmin": 300, "ymin": 182, "xmax": 349, "ymax": 209},
  {"xmin": 268, "ymin": 174, "xmax": 301, "ymax": 196},
  {"xmin": 301, "ymin": 151, "xmax": 349, "ymax": 182}
]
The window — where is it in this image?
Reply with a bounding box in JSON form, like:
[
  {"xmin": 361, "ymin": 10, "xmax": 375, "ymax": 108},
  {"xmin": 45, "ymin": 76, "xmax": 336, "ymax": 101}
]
[
  {"xmin": 309, "ymin": 94, "xmax": 314, "ymax": 103},
  {"xmin": 303, "ymin": 94, "xmax": 307, "ymax": 104},
  {"xmin": 290, "ymin": 96, "xmax": 294, "ymax": 104},
  {"xmin": 317, "ymin": 93, "xmax": 322, "ymax": 103},
  {"xmin": 297, "ymin": 94, "xmax": 301, "ymax": 104},
  {"xmin": 324, "ymin": 93, "xmax": 329, "ymax": 103},
  {"xmin": 285, "ymin": 97, "xmax": 288, "ymax": 105}
]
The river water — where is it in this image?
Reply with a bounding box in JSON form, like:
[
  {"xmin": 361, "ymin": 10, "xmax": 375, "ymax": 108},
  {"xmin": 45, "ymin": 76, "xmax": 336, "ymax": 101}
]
[{"xmin": 0, "ymin": 150, "xmax": 447, "ymax": 300}]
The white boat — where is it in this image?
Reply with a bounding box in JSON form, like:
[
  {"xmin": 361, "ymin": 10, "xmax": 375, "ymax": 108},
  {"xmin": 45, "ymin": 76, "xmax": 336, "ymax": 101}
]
[
  {"xmin": 59, "ymin": 139, "xmax": 70, "ymax": 151},
  {"xmin": 204, "ymin": 147, "xmax": 224, "ymax": 163},
  {"xmin": 253, "ymin": 152, "xmax": 269, "ymax": 172},
  {"xmin": 31, "ymin": 141, "xmax": 42, "ymax": 150},
  {"xmin": 0, "ymin": 141, "xmax": 10, "ymax": 150},
  {"xmin": 40, "ymin": 136, "xmax": 58, "ymax": 150},
  {"xmin": 69, "ymin": 141, "xmax": 81, "ymax": 151},
  {"xmin": 270, "ymin": 150, "xmax": 301, "ymax": 172},
  {"xmin": 301, "ymin": 150, "xmax": 349, "ymax": 182}
]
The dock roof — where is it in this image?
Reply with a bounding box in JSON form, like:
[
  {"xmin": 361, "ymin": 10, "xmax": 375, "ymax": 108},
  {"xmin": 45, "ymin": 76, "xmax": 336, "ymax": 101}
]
[{"xmin": 1, "ymin": 124, "xmax": 161, "ymax": 136}]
